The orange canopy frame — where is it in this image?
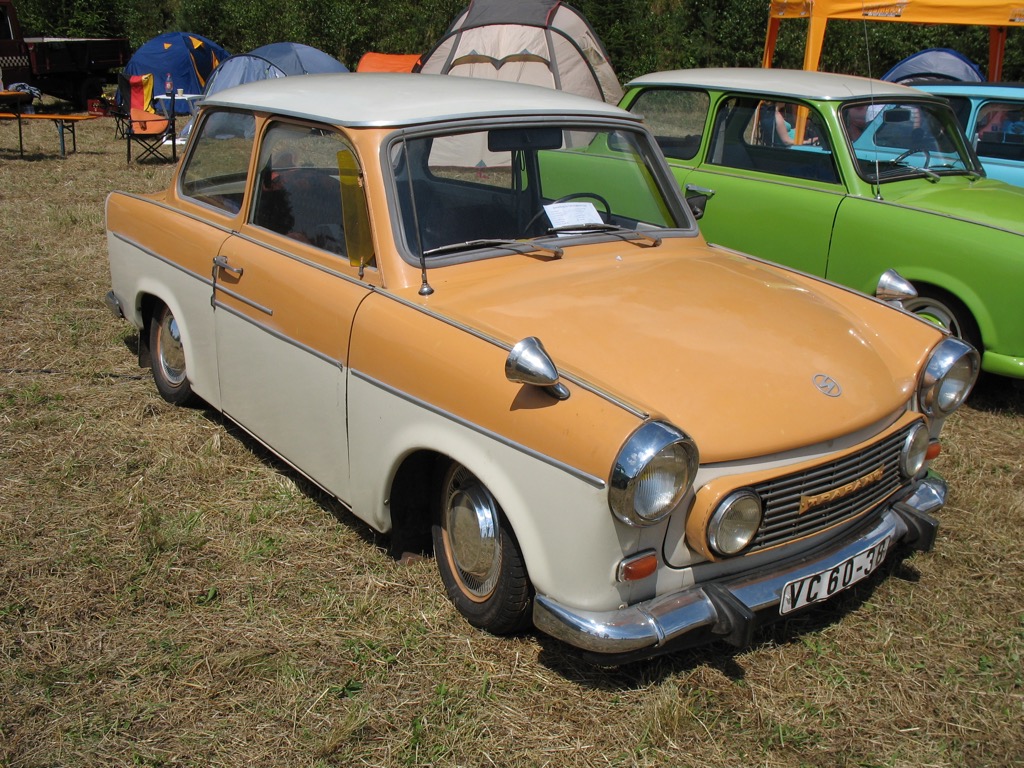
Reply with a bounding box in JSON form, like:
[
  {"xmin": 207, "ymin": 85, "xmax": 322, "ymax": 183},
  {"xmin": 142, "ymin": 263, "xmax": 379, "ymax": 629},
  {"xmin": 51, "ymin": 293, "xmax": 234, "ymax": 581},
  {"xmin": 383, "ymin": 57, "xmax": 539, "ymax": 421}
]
[{"xmin": 762, "ymin": 0, "xmax": 1024, "ymax": 81}]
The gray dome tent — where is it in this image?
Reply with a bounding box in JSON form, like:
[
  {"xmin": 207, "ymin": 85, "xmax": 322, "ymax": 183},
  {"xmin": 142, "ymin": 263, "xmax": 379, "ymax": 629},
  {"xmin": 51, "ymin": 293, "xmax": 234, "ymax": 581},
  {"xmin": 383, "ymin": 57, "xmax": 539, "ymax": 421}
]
[
  {"xmin": 415, "ymin": 0, "xmax": 622, "ymax": 104},
  {"xmin": 203, "ymin": 41, "xmax": 349, "ymax": 96},
  {"xmin": 179, "ymin": 42, "xmax": 348, "ymax": 139}
]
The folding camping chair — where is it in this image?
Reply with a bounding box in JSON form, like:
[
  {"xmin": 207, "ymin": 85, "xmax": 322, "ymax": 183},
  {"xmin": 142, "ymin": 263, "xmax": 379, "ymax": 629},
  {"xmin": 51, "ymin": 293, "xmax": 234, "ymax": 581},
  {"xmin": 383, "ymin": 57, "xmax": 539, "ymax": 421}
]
[{"xmin": 117, "ymin": 73, "xmax": 177, "ymax": 163}]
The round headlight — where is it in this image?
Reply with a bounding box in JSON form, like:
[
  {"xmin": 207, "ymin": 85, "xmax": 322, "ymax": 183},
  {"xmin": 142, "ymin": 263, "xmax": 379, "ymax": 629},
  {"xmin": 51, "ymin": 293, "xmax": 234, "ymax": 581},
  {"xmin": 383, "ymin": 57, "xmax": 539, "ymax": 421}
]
[
  {"xmin": 919, "ymin": 337, "xmax": 980, "ymax": 416},
  {"xmin": 708, "ymin": 490, "xmax": 763, "ymax": 556},
  {"xmin": 609, "ymin": 421, "xmax": 699, "ymax": 527},
  {"xmin": 900, "ymin": 421, "xmax": 930, "ymax": 478}
]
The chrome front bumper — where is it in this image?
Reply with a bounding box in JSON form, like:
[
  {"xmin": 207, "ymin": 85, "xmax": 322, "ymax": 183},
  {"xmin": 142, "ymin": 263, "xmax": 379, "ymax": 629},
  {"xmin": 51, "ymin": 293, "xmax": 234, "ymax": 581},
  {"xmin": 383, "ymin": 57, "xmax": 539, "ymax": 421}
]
[{"xmin": 533, "ymin": 475, "xmax": 946, "ymax": 661}]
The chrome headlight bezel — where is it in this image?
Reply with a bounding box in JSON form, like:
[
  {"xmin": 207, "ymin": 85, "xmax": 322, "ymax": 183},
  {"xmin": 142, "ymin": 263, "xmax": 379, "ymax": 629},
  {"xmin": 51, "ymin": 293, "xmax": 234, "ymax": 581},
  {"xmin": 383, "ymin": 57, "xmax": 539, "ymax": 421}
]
[
  {"xmin": 899, "ymin": 421, "xmax": 930, "ymax": 478},
  {"xmin": 707, "ymin": 490, "xmax": 763, "ymax": 556},
  {"xmin": 918, "ymin": 337, "xmax": 980, "ymax": 416},
  {"xmin": 609, "ymin": 421, "xmax": 699, "ymax": 527}
]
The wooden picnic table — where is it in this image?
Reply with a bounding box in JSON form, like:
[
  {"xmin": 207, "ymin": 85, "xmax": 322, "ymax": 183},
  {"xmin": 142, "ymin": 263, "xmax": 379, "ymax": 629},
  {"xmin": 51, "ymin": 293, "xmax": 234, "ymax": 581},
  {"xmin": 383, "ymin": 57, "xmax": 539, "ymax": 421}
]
[{"xmin": 0, "ymin": 90, "xmax": 100, "ymax": 158}]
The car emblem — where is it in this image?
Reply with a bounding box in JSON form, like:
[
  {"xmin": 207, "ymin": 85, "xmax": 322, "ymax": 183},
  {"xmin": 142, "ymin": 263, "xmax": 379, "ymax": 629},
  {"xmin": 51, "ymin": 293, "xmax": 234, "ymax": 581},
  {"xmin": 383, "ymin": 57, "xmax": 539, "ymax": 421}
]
[{"xmin": 813, "ymin": 374, "xmax": 842, "ymax": 397}]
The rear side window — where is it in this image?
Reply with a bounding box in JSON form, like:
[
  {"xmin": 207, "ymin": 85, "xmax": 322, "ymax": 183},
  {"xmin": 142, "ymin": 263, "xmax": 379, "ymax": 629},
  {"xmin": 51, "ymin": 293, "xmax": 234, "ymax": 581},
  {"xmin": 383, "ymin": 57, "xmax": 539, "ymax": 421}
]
[
  {"xmin": 180, "ymin": 110, "xmax": 255, "ymax": 215},
  {"xmin": 975, "ymin": 101, "xmax": 1024, "ymax": 163},
  {"xmin": 708, "ymin": 97, "xmax": 838, "ymax": 183},
  {"xmin": 250, "ymin": 121, "xmax": 352, "ymax": 258},
  {"xmin": 627, "ymin": 88, "xmax": 709, "ymax": 161}
]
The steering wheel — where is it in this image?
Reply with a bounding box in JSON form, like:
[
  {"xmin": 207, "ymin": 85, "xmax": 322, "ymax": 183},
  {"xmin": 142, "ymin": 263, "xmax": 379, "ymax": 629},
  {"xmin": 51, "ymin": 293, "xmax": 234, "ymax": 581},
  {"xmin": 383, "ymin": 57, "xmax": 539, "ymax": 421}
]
[
  {"xmin": 525, "ymin": 192, "xmax": 612, "ymax": 232},
  {"xmin": 893, "ymin": 147, "xmax": 932, "ymax": 167}
]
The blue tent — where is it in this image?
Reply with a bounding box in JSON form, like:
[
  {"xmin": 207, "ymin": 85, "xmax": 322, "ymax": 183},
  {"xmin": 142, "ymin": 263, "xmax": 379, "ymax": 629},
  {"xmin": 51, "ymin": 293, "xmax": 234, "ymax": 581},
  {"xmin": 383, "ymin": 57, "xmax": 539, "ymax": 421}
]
[
  {"xmin": 202, "ymin": 42, "xmax": 348, "ymax": 98},
  {"xmin": 124, "ymin": 32, "xmax": 230, "ymax": 114}
]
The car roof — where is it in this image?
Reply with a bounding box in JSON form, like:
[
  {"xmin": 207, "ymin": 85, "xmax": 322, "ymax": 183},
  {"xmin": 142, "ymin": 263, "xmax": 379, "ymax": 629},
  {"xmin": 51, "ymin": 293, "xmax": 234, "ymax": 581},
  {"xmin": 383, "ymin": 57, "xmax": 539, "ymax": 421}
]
[
  {"xmin": 915, "ymin": 82, "xmax": 1024, "ymax": 99},
  {"xmin": 201, "ymin": 72, "xmax": 637, "ymax": 128},
  {"xmin": 627, "ymin": 68, "xmax": 928, "ymax": 102}
]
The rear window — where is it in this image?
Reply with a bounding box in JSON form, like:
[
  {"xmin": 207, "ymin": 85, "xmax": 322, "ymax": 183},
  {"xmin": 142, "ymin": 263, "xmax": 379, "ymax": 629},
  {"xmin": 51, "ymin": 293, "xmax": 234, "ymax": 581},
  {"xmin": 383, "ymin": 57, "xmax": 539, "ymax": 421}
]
[
  {"xmin": 627, "ymin": 88, "xmax": 709, "ymax": 161},
  {"xmin": 179, "ymin": 110, "xmax": 256, "ymax": 215}
]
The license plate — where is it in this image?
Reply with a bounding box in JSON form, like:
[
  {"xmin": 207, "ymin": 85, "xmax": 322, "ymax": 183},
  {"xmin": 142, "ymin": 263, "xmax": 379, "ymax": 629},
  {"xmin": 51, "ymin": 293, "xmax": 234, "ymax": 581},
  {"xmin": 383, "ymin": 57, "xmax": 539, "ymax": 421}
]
[{"xmin": 779, "ymin": 536, "xmax": 890, "ymax": 615}]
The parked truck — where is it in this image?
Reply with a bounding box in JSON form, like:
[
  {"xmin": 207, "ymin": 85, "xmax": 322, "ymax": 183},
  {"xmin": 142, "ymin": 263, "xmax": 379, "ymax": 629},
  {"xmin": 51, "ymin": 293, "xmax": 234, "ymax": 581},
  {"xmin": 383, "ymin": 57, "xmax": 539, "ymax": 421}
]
[{"xmin": 0, "ymin": 0, "xmax": 131, "ymax": 107}]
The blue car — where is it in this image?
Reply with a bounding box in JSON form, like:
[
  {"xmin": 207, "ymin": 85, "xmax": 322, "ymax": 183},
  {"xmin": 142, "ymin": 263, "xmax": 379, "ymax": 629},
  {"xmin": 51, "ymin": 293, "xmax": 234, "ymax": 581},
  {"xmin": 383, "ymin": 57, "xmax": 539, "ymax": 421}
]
[{"xmin": 916, "ymin": 83, "xmax": 1024, "ymax": 187}]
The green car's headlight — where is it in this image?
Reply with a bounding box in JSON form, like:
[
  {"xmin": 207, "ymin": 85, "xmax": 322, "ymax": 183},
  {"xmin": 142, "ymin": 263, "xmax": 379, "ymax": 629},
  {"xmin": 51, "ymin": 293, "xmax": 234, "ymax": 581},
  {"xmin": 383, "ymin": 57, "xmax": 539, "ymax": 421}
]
[
  {"xmin": 609, "ymin": 421, "xmax": 699, "ymax": 527},
  {"xmin": 918, "ymin": 337, "xmax": 980, "ymax": 416}
]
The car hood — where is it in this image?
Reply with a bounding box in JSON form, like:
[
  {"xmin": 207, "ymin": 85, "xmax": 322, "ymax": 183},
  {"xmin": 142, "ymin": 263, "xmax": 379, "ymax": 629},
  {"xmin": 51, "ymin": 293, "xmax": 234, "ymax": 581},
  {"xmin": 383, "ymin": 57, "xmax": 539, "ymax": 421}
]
[
  {"xmin": 880, "ymin": 177, "xmax": 1024, "ymax": 235},
  {"xmin": 418, "ymin": 243, "xmax": 938, "ymax": 463}
]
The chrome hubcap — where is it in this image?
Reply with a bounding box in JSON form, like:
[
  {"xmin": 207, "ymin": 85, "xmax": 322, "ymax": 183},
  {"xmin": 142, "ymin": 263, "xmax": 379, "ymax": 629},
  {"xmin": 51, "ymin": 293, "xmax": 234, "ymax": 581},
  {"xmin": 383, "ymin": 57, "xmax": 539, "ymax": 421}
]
[
  {"xmin": 158, "ymin": 312, "xmax": 187, "ymax": 386},
  {"xmin": 444, "ymin": 468, "xmax": 501, "ymax": 600}
]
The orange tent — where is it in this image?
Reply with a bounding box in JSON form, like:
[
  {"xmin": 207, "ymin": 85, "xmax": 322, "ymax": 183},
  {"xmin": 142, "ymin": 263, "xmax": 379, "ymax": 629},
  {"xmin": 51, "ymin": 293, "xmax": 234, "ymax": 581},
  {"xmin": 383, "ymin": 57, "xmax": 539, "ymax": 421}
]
[
  {"xmin": 762, "ymin": 0, "xmax": 1024, "ymax": 81},
  {"xmin": 356, "ymin": 53, "xmax": 421, "ymax": 73}
]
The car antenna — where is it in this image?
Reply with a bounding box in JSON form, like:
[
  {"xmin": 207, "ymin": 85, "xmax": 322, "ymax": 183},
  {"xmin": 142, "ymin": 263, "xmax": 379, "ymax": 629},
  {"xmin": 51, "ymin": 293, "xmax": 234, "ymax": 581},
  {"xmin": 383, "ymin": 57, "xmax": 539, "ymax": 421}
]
[{"xmin": 401, "ymin": 136, "xmax": 434, "ymax": 296}]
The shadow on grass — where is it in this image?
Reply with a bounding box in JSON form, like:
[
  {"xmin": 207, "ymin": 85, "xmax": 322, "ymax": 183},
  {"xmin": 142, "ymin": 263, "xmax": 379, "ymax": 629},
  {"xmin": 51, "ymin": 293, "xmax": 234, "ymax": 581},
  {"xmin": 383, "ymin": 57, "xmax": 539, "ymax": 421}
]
[
  {"xmin": 966, "ymin": 373, "xmax": 1024, "ymax": 416},
  {"xmin": 533, "ymin": 547, "xmax": 924, "ymax": 688}
]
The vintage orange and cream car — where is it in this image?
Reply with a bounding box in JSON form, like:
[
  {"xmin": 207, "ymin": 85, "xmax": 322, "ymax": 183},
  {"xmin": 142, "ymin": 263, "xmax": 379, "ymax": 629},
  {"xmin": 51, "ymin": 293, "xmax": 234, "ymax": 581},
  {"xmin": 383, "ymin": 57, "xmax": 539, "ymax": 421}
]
[{"xmin": 105, "ymin": 73, "xmax": 978, "ymax": 662}]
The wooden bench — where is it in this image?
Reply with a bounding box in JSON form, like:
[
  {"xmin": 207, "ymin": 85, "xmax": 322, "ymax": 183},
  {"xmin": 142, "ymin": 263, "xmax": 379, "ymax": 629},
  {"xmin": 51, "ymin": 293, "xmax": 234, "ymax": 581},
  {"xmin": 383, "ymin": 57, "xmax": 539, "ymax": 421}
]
[{"xmin": 0, "ymin": 112, "xmax": 100, "ymax": 158}]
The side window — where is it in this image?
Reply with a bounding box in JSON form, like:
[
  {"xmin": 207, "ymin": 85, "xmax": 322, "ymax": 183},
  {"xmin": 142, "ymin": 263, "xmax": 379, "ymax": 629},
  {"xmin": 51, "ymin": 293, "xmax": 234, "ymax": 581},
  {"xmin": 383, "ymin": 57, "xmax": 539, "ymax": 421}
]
[
  {"xmin": 709, "ymin": 97, "xmax": 837, "ymax": 183},
  {"xmin": 180, "ymin": 110, "xmax": 255, "ymax": 215},
  {"xmin": 975, "ymin": 101, "xmax": 1024, "ymax": 163},
  {"xmin": 628, "ymin": 88, "xmax": 709, "ymax": 161},
  {"xmin": 251, "ymin": 122, "xmax": 355, "ymax": 259}
]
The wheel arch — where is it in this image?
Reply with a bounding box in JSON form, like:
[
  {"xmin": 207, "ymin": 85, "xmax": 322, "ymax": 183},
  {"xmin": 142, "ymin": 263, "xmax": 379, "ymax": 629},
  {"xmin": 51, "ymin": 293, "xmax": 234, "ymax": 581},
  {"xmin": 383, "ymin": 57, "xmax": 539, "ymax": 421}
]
[{"xmin": 894, "ymin": 271, "xmax": 989, "ymax": 348}]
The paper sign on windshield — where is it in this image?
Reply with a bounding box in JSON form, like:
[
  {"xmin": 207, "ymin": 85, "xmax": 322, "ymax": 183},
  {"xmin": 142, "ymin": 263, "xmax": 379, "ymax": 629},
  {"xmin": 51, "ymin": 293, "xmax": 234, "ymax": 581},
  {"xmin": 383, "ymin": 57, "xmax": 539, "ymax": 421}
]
[{"xmin": 544, "ymin": 202, "xmax": 603, "ymax": 231}]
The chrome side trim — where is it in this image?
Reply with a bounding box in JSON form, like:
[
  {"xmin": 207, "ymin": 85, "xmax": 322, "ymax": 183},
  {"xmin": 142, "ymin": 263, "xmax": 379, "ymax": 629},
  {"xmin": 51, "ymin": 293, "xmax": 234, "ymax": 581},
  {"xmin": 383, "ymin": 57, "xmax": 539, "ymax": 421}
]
[
  {"xmin": 376, "ymin": 292, "xmax": 649, "ymax": 421},
  {"xmin": 351, "ymin": 369, "xmax": 606, "ymax": 489},
  {"xmin": 111, "ymin": 231, "xmax": 213, "ymax": 289},
  {"xmin": 534, "ymin": 475, "xmax": 946, "ymax": 655},
  {"xmin": 111, "ymin": 192, "xmax": 237, "ymax": 235},
  {"xmin": 214, "ymin": 285, "xmax": 273, "ymax": 316},
  {"xmin": 213, "ymin": 301, "xmax": 343, "ymax": 369}
]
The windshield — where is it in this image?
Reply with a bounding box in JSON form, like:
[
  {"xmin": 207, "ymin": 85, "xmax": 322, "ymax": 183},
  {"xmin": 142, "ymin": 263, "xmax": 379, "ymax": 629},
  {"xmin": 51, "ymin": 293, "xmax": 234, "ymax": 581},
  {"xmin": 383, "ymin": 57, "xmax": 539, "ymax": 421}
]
[
  {"xmin": 389, "ymin": 123, "xmax": 691, "ymax": 262},
  {"xmin": 841, "ymin": 100, "xmax": 981, "ymax": 183}
]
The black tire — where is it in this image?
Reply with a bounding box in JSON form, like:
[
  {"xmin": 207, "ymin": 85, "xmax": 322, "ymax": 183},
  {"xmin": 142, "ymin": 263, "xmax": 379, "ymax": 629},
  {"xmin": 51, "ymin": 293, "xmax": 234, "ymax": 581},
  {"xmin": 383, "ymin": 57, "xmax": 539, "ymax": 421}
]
[
  {"xmin": 433, "ymin": 463, "xmax": 533, "ymax": 635},
  {"xmin": 903, "ymin": 286, "xmax": 982, "ymax": 351},
  {"xmin": 149, "ymin": 303, "xmax": 196, "ymax": 406}
]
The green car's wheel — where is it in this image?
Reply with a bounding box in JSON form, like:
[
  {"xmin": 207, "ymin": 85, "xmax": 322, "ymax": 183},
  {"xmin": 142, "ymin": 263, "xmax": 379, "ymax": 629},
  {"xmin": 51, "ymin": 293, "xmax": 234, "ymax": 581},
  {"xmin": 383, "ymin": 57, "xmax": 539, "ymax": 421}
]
[
  {"xmin": 150, "ymin": 302, "xmax": 196, "ymax": 406},
  {"xmin": 903, "ymin": 286, "xmax": 981, "ymax": 351},
  {"xmin": 433, "ymin": 463, "xmax": 532, "ymax": 635}
]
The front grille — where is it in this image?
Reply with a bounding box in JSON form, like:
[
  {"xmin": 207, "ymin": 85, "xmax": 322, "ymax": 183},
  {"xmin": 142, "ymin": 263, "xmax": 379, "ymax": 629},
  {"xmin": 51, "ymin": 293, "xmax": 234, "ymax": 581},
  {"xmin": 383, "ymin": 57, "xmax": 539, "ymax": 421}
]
[{"xmin": 748, "ymin": 424, "xmax": 916, "ymax": 552}]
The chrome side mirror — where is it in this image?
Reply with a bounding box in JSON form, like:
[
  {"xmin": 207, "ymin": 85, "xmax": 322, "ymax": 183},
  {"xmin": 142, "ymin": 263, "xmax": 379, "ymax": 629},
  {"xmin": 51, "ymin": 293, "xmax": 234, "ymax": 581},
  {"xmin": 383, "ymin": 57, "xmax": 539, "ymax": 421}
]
[
  {"xmin": 506, "ymin": 337, "xmax": 570, "ymax": 401},
  {"xmin": 875, "ymin": 269, "xmax": 917, "ymax": 309}
]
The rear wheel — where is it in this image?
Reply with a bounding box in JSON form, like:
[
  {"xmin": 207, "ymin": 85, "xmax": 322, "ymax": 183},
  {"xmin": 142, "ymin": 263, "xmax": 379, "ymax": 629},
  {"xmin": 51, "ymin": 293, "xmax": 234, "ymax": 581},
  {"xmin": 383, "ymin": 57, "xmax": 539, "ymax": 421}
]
[
  {"xmin": 903, "ymin": 286, "xmax": 982, "ymax": 351},
  {"xmin": 149, "ymin": 303, "xmax": 196, "ymax": 406},
  {"xmin": 433, "ymin": 463, "xmax": 532, "ymax": 634}
]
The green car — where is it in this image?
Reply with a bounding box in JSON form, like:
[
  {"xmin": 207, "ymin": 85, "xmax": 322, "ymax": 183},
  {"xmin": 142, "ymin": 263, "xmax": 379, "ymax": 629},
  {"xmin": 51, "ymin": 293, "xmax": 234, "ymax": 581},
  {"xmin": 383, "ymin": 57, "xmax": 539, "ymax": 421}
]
[{"xmin": 620, "ymin": 68, "xmax": 1024, "ymax": 380}]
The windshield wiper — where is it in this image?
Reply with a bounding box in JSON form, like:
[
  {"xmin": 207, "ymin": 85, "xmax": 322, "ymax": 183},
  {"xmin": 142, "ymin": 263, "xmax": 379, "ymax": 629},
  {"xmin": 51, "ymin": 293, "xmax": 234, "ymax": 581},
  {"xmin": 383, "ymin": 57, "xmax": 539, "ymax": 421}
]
[
  {"xmin": 423, "ymin": 238, "xmax": 563, "ymax": 259},
  {"xmin": 896, "ymin": 163, "xmax": 941, "ymax": 182},
  {"xmin": 545, "ymin": 223, "xmax": 662, "ymax": 247}
]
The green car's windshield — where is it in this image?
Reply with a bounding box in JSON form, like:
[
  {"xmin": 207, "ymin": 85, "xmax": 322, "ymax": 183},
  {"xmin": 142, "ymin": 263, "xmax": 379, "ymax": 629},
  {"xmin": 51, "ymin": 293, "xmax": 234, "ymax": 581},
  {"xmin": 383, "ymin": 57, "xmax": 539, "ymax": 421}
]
[
  {"xmin": 842, "ymin": 100, "xmax": 982, "ymax": 183},
  {"xmin": 390, "ymin": 123, "xmax": 691, "ymax": 263}
]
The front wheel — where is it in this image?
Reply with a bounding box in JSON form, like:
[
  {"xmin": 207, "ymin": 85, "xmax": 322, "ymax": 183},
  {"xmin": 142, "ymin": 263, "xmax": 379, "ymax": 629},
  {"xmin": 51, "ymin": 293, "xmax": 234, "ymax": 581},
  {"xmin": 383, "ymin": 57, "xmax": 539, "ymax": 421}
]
[
  {"xmin": 149, "ymin": 303, "xmax": 196, "ymax": 406},
  {"xmin": 903, "ymin": 286, "xmax": 982, "ymax": 351},
  {"xmin": 433, "ymin": 463, "xmax": 532, "ymax": 635}
]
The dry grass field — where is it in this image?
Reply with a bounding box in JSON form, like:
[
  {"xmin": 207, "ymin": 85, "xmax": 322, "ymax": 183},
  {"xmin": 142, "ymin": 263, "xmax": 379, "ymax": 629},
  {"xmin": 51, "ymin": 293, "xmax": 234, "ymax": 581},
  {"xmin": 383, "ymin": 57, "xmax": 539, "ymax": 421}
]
[{"xmin": 2, "ymin": 110, "xmax": 1023, "ymax": 768}]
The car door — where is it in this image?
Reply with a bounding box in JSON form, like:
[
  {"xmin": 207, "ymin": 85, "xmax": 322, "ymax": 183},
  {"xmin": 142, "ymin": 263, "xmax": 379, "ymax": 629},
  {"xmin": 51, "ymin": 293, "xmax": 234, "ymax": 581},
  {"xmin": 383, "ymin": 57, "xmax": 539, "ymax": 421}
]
[
  {"xmin": 629, "ymin": 88, "xmax": 843, "ymax": 277},
  {"xmin": 682, "ymin": 96, "xmax": 843, "ymax": 277},
  {"xmin": 212, "ymin": 120, "xmax": 378, "ymax": 503}
]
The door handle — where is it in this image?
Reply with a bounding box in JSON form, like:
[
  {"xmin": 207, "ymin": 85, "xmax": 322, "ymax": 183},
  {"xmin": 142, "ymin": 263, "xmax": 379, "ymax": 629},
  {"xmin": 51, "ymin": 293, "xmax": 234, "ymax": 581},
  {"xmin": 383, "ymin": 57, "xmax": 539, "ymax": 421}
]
[{"xmin": 213, "ymin": 255, "xmax": 243, "ymax": 276}]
